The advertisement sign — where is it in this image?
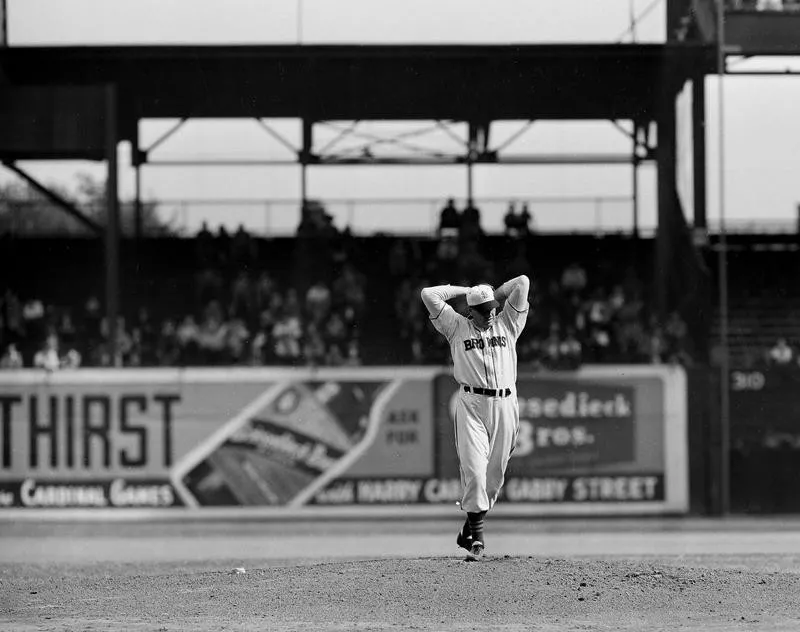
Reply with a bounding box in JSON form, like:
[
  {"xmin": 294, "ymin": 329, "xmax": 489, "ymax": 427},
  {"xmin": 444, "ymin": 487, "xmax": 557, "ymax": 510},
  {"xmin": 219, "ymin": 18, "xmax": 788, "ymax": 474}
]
[
  {"xmin": 0, "ymin": 365, "xmax": 687, "ymax": 515},
  {"xmin": 314, "ymin": 365, "xmax": 688, "ymax": 515},
  {"xmin": 0, "ymin": 368, "xmax": 437, "ymax": 509}
]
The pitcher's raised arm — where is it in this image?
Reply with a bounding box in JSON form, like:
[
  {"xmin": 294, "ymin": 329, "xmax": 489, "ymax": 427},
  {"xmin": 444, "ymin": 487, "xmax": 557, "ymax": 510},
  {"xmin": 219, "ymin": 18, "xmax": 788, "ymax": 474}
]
[
  {"xmin": 420, "ymin": 284, "xmax": 469, "ymax": 318},
  {"xmin": 494, "ymin": 275, "xmax": 530, "ymax": 311},
  {"xmin": 420, "ymin": 284, "xmax": 469, "ymax": 340}
]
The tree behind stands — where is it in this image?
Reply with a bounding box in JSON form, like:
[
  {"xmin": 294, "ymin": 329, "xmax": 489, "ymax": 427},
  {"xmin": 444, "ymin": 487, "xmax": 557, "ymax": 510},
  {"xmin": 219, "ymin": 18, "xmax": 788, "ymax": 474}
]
[{"xmin": 0, "ymin": 173, "xmax": 175, "ymax": 236}]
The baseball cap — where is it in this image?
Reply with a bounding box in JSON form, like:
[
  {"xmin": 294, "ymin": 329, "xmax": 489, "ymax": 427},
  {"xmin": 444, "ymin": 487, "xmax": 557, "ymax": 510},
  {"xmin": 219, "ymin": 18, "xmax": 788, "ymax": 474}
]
[{"xmin": 466, "ymin": 284, "xmax": 499, "ymax": 310}]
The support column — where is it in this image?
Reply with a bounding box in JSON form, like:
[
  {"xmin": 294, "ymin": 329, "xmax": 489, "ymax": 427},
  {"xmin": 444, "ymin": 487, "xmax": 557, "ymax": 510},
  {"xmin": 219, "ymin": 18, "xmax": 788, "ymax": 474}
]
[
  {"xmin": 134, "ymin": 162, "xmax": 142, "ymax": 240},
  {"xmin": 0, "ymin": 0, "xmax": 6, "ymax": 47},
  {"xmin": 466, "ymin": 121, "xmax": 489, "ymax": 206},
  {"xmin": 692, "ymin": 74, "xmax": 708, "ymax": 233},
  {"xmin": 300, "ymin": 119, "xmax": 313, "ymax": 210},
  {"xmin": 105, "ymin": 84, "xmax": 121, "ymax": 367},
  {"xmin": 632, "ymin": 123, "xmax": 640, "ymax": 239},
  {"xmin": 656, "ymin": 70, "xmax": 678, "ymax": 324}
]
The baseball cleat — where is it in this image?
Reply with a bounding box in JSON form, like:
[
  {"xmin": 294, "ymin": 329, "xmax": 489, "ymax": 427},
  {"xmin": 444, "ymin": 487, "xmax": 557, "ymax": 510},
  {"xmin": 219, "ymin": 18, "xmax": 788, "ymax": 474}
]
[
  {"xmin": 466, "ymin": 541, "xmax": 485, "ymax": 561},
  {"xmin": 456, "ymin": 531, "xmax": 473, "ymax": 552}
]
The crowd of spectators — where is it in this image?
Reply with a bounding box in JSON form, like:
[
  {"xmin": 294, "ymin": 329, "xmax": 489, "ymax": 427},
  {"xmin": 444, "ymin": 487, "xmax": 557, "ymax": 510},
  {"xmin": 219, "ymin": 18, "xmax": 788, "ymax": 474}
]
[
  {"xmin": 727, "ymin": 0, "xmax": 800, "ymax": 11},
  {"xmin": 1, "ymin": 202, "xmax": 696, "ymax": 371},
  {"xmin": 1, "ymin": 217, "xmax": 366, "ymax": 370},
  {"xmin": 386, "ymin": 199, "xmax": 695, "ymax": 370}
]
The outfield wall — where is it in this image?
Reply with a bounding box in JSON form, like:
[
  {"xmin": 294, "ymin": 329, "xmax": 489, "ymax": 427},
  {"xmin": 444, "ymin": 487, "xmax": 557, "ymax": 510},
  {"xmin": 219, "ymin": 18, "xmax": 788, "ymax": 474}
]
[{"xmin": 0, "ymin": 365, "xmax": 688, "ymax": 517}]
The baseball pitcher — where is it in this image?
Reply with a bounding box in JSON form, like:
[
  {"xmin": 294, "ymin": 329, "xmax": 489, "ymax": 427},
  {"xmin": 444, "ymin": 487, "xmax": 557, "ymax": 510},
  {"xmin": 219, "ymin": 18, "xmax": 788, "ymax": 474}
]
[{"xmin": 421, "ymin": 275, "xmax": 530, "ymax": 560}]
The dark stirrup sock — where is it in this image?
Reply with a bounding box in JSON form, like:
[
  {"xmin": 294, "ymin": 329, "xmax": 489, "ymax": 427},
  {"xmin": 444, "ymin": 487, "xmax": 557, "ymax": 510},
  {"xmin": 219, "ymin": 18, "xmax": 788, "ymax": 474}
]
[
  {"xmin": 467, "ymin": 511, "xmax": 487, "ymax": 545},
  {"xmin": 461, "ymin": 516, "xmax": 472, "ymax": 540}
]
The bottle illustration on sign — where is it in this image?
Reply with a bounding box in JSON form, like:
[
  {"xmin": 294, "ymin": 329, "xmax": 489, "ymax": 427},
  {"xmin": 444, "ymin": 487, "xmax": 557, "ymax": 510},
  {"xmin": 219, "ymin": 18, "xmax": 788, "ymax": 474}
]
[{"xmin": 172, "ymin": 380, "xmax": 393, "ymax": 507}]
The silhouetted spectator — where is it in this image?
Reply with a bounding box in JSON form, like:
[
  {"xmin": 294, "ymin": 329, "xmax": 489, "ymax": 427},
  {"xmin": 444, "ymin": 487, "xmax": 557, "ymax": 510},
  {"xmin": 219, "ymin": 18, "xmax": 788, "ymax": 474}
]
[
  {"xmin": 216, "ymin": 226, "xmax": 231, "ymax": 274},
  {"xmin": 519, "ymin": 203, "xmax": 533, "ymax": 234},
  {"xmin": 231, "ymin": 224, "xmax": 256, "ymax": 272},
  {"xmin": 438, "ymin": 198, "xmax": 460, "ymax": 238},
  {"xmin": 503, "ymin": 202, "xmax": 518, "ymax": 237},
  {"xmin": 195, "ymin": 221, "xmax": 216, "ymax": 269},
  {"xmin": 460, "ymin": 201, "xmax": 483, "ymax": 241}
]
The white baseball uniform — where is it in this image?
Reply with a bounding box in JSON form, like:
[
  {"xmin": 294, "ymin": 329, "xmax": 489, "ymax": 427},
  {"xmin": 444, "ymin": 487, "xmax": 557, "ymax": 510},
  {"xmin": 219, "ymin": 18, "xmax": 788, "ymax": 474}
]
[{"xmin": 421, "ymin": 279, "xmax": 529, "ymax": 513}]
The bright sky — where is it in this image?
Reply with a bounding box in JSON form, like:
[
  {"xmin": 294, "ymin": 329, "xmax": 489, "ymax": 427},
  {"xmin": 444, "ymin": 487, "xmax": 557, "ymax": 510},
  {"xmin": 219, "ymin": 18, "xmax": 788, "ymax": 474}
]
[{"xmin": 3, "ymin": 0, "xmax": 800, "ymax": 236}]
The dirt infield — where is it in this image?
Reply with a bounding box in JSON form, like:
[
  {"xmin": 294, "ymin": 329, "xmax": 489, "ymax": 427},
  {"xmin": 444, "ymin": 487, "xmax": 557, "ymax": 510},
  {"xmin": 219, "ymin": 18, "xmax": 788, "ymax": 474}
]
[{"xmin": 3, "ymin": 518, "xmax": 800, "ymax": 631}]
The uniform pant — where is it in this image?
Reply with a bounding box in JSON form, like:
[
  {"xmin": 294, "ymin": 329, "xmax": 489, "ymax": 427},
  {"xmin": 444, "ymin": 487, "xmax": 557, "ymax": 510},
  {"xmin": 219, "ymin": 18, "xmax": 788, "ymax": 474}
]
[{"xmin": 454, "ymin": 388, "xmax": 519, "ymax": 513}]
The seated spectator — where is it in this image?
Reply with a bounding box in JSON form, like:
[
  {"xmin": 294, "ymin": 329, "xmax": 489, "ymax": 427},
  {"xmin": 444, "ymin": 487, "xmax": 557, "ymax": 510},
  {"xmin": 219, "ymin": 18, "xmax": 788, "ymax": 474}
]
[
  {"xmin": 156, "ymin": 320, "xmax": 181, "ymax": 367},
  {"xmin": 768, "ymin": 338, "xmax": 794, "ymax": 366},
  {"xmin": 271, "ymin": 306, "xmax": 303, "ymax": 366},
  {"xmin": 57, "ymin": 309, "xmax": 78, "ymax": 351},
  {"xmin": 226, "ymin": 317, "xmax": 250, "ymax": 365},
  {"xmin": 305, "ymin": 279, "xmax": 332, "ymax": 326},
  {"xmin": 663, "ymin": 311, "xmax": 692, "ymax": 366},
  {"xmin": 324, "ymin": 312, "xmax": 349, "ymax": 362},
  {"xmin": 518, "ymin": 336, "xmax": 544, "ymax": 371},
  {"xmin": 343, "ymin": 339, "xmax": 362, "ymax": 366},
  {"xmin": 254, "ymin": 271, "xmax": 277, "ymax": 315},
  {"xmin": 303, "ymin": 323, "xmax": 327, "ymax": 367},
  {"xmin": 283, "ymin": 289, "xmax": 302, "ymax": 320},
  {"xmin": 135, "ymin": 307, "xmax": 157, "ymax": 366},
  {"xmin": 325, "ymin": 342, "xmax": 346, "ymax": 366},
  {"xmin": 615, "ymin": 292, "xmax": 646, "ymax": 361},
  {"xmin": 259, "ymin": 292, "xmax": 284, "ymax": 333},
  {"xmin": 196, "ymin": 268, "xmax": 224, "ymax": 311},
  {"xmin": 229, "ymin": 271, "xmax": 254, "ymax": 323},
  {"xmin": 176, "ymin": 315, "xmax": 201, "ymax": 365},
  {"xmin": 60, "ymin": 348, "xmax": 82, "ymax": 370},
  {"xmin": 332, "ymin": 263, "xmax": 366, "ymax": 318},
  {"xmin": 81, "ymin": 296, "xmax": 103, "ymax": 357},
  {"xmin": 559, "ymin": 327, "xmax": 583, "ymax": 371},
  {"xmin": 542, "ymin": 323, "xmax": 563, "ymax": 370},
  {"xmin": 561, "ymin": 262, "xmax": 587, "ymax": 297},
  {"xmin": 33, "ymin": 334, "xmax": 61, "ymax": 372},
  {"xmin": 115, "ymin": 317, "xmax": 134, "ymax": 367},
  {"xmin": 22, "ymin": 297, "xmax": 46, "ymax": 362},
  {"xmin": 0, "ymin": 343, "xmax": 23, "ymax": 369},
  {"xmin": 198, "ymin": 305, "xmax": 229, "ymax": 365}
]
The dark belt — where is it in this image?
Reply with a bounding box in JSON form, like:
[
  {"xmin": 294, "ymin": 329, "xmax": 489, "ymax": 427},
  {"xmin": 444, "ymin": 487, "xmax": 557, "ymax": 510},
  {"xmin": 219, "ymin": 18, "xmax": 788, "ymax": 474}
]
[{"xmin": 463, "ymin": 385, "xmax": 512, "ymax": 397}]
